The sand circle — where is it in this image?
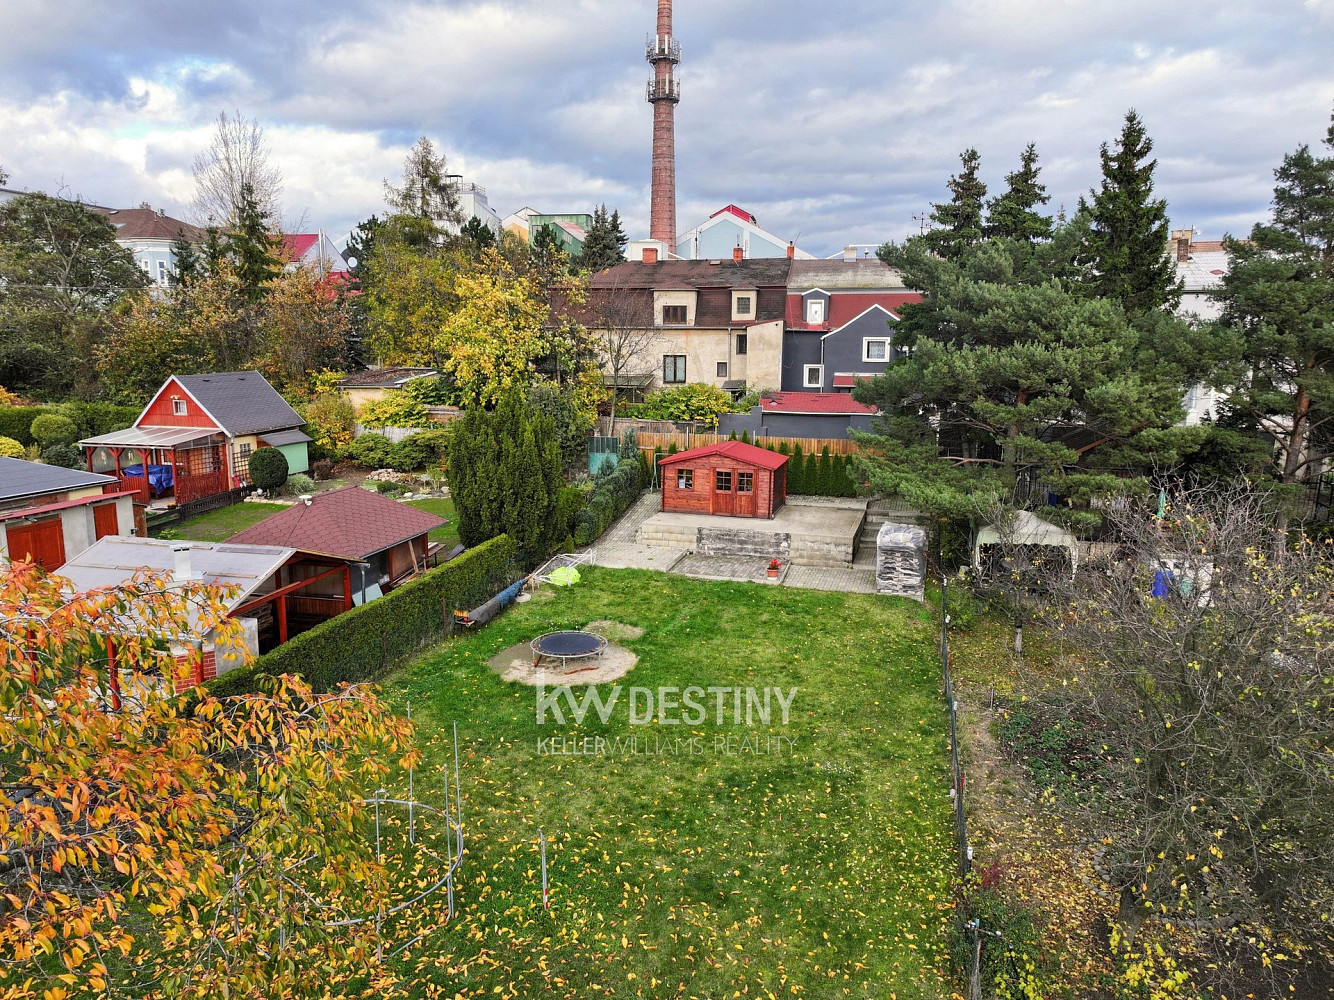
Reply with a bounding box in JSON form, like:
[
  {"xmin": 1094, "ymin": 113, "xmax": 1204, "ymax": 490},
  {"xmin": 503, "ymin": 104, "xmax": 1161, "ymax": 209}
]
[{"xmin": 487, "ymin": 639, "xmax": 638, "ymax": 685}]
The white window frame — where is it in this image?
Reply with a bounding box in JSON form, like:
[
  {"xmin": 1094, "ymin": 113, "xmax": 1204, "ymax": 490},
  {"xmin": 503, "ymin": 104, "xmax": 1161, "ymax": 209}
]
[
  {"xmin": 806, "ymin": 298, "xmax": 825, "ymax": 324},
  {"xmin": 157, "ymin": 260, "xmax": 168, "ymax": 284},
  {"xmin": 734, "ymin": 294, "xmax": 752, "ymax": 317},
  {"xmin": 862, "ymin": 338, "xmax": 890, "ymax": 363},
  {"xmin": 172, "ymin": 399, "xmax": 188, "ymax": 416},
  {"xmin": 803, "ymin": 364, "xmax": 824, "ymax": 388}
]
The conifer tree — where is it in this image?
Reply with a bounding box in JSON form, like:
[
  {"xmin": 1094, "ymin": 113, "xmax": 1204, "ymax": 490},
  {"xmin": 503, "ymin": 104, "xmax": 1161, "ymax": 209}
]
[
  {"xmin": 169, "ymin": 229, "xmax": 201, "ymax": 288},
  {"xmin": 226, "ymin": 183, "xmax": 280, "ymax": 302},
  {"xmin": 385, "ymin": 136, "xmax": 463, "ymax": 239},
  {"xmin": 922, "ymin": 148, "xmax": 987, "ymax": 259},
  {"xmin": 788, "ymin": 444, "xmax": 804, "ymax": 493},
  {"xmin": 985, "ymin": 143, "xmax": 1053, "ymax": 242},
  {"xmin": 460, "ymin": 216, "xmax": 496, "ymax": 255},
  {"xmin": 1077, "ymin": 110, "xmax": 1180, "ymax": 312},
  {"xmin": 577, "ymin": 204, "xmax": 628, "ymax": 272}
]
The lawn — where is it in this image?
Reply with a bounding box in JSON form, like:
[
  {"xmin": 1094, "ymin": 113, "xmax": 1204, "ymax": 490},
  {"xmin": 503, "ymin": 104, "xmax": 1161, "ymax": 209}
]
[
  {"xmin": 156, "ymin": 501, "xmax": 287, "ymax": 541},
  {"xmin": 370, "ymin": 568, "xmax": 957, "ymax": 999},
  {"xmin": 405, "ymin": 496, "xmax": 458, "ymax": 549}
]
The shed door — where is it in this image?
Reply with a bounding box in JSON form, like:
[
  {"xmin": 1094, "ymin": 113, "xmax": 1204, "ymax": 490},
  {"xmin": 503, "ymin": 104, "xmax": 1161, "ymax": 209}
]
[
  {"xmin": 734, "ymin": 470, "xmax": 756, "ymax": 517},
  {"xmin": 712, "ymin": 469, "xmax": 735, "ymax": 516},
  {"xmin": 93, "ymin": 503, "xmax": 119, "ymax": 539},
  {"xmin": 7, "ymin": 519, "xmax": 66, "ymax": 571}
]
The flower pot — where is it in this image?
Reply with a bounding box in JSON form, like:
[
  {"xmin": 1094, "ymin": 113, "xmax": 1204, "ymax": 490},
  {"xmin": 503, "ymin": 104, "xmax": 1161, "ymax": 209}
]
[{"xmin": 766, "ymin": 568, "xmax": 779, "ymax": 579}]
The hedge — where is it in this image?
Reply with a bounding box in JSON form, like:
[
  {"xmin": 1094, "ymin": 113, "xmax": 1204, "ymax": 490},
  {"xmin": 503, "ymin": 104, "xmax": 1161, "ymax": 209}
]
[
  {"xmin": 0, "ymin": 403, "xmax": 140, "ymax": 447},
  {"xmin": 573, "ymin": 460, "xmax": 644, "ymax": 546},
  {"xmin": 0, "ymin": 407, "xmax": 53, "ymax": 446},
  {"xmin": 766, "ymin": 442, "xmax": 858, "ymax": 498},
  {"xmin": 208, "ymin": 534, "xmax": 519, "ymax": 696}
]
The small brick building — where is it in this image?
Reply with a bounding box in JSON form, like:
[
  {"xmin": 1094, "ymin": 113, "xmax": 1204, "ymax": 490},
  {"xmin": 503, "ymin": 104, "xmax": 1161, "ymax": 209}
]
[{"xmin": 658, "ymin": 441, "xmax": 788, "ymax": 519}]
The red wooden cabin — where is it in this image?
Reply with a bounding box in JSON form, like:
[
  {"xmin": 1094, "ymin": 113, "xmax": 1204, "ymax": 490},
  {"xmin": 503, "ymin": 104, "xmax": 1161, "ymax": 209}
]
[{"xmin": 658, "ymin": 441, "xmax": 788, "ymax": 519}]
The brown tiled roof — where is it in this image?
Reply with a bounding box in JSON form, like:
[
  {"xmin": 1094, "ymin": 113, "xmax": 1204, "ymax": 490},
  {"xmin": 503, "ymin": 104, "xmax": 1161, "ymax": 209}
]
[
  {"xmin": 586, "ymin": 261, "xmax": 789, "ymax": 328},
  {"xmin": 93, "ymin": 206, "xmax": 205, "ymax": 242},
  {"xmin": 591, "ymin": 257, "xmax": 792, "ymax": 290},
  {"xmin": 228, "ymin": 486, "xmax": 445, "ymax": 560},
  {"xmin": 337, "ymin": 367, "xmax": 438, "ymax": 389}
]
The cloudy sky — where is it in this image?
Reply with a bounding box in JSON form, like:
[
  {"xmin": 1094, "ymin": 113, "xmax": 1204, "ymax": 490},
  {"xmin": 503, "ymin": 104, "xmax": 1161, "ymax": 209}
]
[{"xmin": 2, "ymin": 0, "xmax": 1332, "ymax": 256}]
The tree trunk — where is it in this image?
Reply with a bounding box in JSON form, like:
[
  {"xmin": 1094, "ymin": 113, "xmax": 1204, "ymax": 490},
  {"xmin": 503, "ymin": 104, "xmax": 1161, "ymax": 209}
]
[
  {"xmin": 1281, "ymin": 377, "xmax": 1312, "ymax": 483},
  {"xmin": 1116, "ymin": 884, "xmax": 1148, "ymax": 950}
]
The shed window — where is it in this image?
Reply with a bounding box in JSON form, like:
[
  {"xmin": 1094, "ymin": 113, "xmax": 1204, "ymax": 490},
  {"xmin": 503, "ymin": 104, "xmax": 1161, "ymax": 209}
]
[
  {"xmin": 172, "ymin": 399, "xmax": 187, "ymax": 415},
  {"xmin": 737, "ymin": 472, "xmax": 754, "ymax": 493},
  {"xmin": 663, "ymin": 355, "xmax": 687, "ymax": 383},
  {"xmin": 662, "ymin": 304, "xmax": 687, "ymax": 325},
  {"xmin": 676, "ymin": 469, "xmax": 694, "ymax": 490},
  {"xmin": 715, "ymin": 470, "xmax": 732, "ymax": 492}
]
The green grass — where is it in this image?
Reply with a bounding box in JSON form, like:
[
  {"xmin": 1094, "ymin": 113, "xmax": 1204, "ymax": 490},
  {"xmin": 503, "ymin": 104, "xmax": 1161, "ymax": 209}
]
[
  {"xmin": 405, "ymin": 496, "xmax": 458, "ymax": 549},
  {"xmin": 156, "ymin": 501, "xmax": 287, "ymax": 542},
  {"xmin": 373, "ymin": 568, "xmax": 957, "ymax": 999}
]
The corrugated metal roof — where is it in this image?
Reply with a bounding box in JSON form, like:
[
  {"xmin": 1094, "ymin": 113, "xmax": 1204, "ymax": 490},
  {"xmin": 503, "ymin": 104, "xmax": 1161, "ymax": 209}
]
[
  {"xmin": 0, "ymin": 457, "xmax": 116, "ymax": 502},
  {"xmin": 80, "ymin": 426, "xmax": 223, "ymax": 449}
]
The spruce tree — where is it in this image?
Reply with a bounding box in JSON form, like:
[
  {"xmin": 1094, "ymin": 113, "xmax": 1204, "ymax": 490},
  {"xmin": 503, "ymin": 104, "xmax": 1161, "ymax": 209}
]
[
  {"xmin": 804, "ymin": 453, "xmax": 820, "ymax": 494},
  {"xmin": 169, "ymin": 229, "xmax": 201, "ymax": 288},
  {"xmin": 577, "ymin": 204, "xmax": 628, "ymax": 272},
  {"xmin": 1077, "ymin": 110, "xmax": 1180, "ymax": 312},
  {"xmin": 226, "ymin": 182, "xmax": 280, "ymax": 302},
  {"xmin": 985, "ymin": 143, "xmax": 1053, "ymax": 242},
  {"xmin": 385, "ymin": 136, "xmax": 463, "ymax": 238},
  {"xmin": 923, "ymin": 149, "xmax": 987, "ymax": 260},
  {"xmin": 460, "ymin": 216, "xmax": 496, "ymax": 255}
]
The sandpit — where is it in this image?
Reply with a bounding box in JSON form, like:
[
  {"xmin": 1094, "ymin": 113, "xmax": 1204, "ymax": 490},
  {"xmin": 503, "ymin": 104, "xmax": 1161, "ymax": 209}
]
[{"xmin": 488, "ymin": 639, "xmax": 638, "ymax": 685}]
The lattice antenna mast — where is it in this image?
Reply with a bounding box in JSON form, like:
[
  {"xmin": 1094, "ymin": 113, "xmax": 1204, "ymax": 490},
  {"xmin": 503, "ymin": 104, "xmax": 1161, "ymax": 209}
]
[{"xmin": 646, "ymin": 0, "xmax": 681, "ymax": 255}]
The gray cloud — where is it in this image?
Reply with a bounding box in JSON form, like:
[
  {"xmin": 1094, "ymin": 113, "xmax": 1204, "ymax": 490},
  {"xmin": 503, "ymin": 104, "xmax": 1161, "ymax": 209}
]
[{"xmin": 1, "ymin": 0, "xmax": 1331, "ymax": 253}]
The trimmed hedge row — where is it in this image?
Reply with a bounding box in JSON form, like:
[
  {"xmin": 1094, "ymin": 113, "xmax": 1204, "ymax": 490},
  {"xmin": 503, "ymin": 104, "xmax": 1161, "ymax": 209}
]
[
  {"xmin": 209, "ymin": 534, "xmax": 518, "ymax": 695},
  {"xmin": 573, "ymin": 460, "xmax": 644, "ymax": 546},
  {"xmin": 0, "ymin": 407, "xmax": 52, "ymax": 445},
  {"xmin": 0, "ymin": 403, "xmax": 141, "ymax": 446}
]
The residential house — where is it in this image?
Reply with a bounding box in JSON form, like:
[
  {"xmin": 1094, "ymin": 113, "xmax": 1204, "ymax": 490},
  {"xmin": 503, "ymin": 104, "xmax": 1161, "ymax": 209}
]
[
  {"xmin": 336, "ymin": 367, "xmax": 438, "ymax": 408},
  {"xmin": 1171, "ymin": 229, "xmax": 1229, "ymax": 425},
  {"xmin": 281, "ymin": 232, "xmax": 350, "ymax": 277},
  {"xmin": 95, "ymin": 204, "xmax": 205, "ymax": 287},
  {"xmin": 228, "ymin": 486, "xmax": 446, "ymax": 599},
  {"xmin": 659, "ymin": 441, "xmax": 788, "ymax": 519},
  {"xmin": 717, "ymin": 391, "xmax": 879, "ymax": 440},
  {"xmin": 587, "ymin": 255, "xmax": 791, "ymax": 395},
  {"xmin": 0, "ymin": 458, "xmax": 136, "ymax": 571},
  {"xmin": 79, "ymin": 371, "xmax": 310, "ymax": 505},
  {"xmin": 781, "ymin": 259, "xmax": 919, "ymax": 393},
  {"xmin": 676, "ymin": 205, "xmax": 815, "ymax": 261}
]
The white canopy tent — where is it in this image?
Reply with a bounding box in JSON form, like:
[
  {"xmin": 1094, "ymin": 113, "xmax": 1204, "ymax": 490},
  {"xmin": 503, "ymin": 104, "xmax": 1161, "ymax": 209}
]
[{"xmin": 973, "ymin": 509, "xmax": 1079, "ymax": 571}]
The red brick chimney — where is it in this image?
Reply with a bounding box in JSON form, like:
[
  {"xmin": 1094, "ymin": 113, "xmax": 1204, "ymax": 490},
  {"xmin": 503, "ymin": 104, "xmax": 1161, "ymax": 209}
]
[
  {"xmin": 642, "ymin": 246, "xmax": 659, "ymax": 264},
  {"xmin": 786, "ymin": 241, "xmax": 795, "ymax": 259},
  {"xmin": 647, "ymin": 0, "xmax": 680, "ymax": 256},
  {"xmin": 732, "ymin": 245, "xmax": 744, "ymax": 262}
]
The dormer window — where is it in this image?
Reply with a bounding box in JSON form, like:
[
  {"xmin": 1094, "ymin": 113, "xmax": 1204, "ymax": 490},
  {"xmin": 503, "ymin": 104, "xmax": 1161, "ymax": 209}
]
[
  {"xmin": 172, "ymin": 399, "xmax": 187, "ymax": 416},
  {"xmin": 736, "ymin": 295, "xmax": 752, "ymax": 316},
  {"xmin": 662, "ymin": 305, "xmax": 687, "ymax": 325},
  {"xmin": 806, "ymin": 299, "xmax": 825, "ymax": 324}
]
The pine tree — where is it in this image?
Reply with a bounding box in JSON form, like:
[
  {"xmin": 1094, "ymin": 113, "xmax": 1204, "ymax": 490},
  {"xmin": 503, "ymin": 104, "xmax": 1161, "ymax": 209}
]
[
  {"xmin": 169, "ymin": 230, "xmax": 201, "ymax": 288},
  {"xmin": 985, "ymin": 143, "xmax": 1053, "ymax": 242},
  {"xmin": 460, "ymin": 216, "xmax": 496, "ymax": 255},
  {"xmin": 1077, "ymin": 110, "xmax": 1180, "ymax": 312},
  {"xmin": 923, "ymin": 149, "xmax": 987, "ymax": 259},
  {"xmin": 385, "ymin": 137, "xmax": 463, "ymax": 238},
  {"xmin": 1215, "ymin": 110, "xmax": 1334, "ymax": 483},
  {"xmin": 531, "ymin": 224, "xmax": 568, "ymax": 273},
  {"xmin": 577, "ymin": 205, "xmax": 628, "ymax": 272}
]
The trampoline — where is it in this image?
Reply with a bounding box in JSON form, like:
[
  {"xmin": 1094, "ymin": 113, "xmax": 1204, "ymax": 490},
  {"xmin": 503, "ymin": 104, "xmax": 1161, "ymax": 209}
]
[{"xmin": 531, "ymin": 630, "xmax": 608, "ymax": 669}]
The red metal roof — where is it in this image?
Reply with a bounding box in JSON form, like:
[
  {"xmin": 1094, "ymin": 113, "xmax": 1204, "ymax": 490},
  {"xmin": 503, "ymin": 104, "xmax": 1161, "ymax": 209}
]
[
  {"xmin": 282, "ymin": 234, "xmax": 320, "ymax": 259},
  {"xmin": 784, "ymin": 292, "xmax": 920, "ymax": 331},
  {"xmin": 657, "ymin": 440, "xmax": 789, "ymax": 470},
  {"xmin": 832, "ymin": 374, "xmax": 866, "ymax": 388},
  {"xmin": 0, "ymin": 490, "xmax": 136, "ymax": 523},
  {"xmin": 228, "ymin": 486, "xmax": 445, "ymax": 560},
  {"xmin": 710, "ymin": 204, "xmax": 758, "ymax": 224},
  {"xmin": 760, "ymin": 392, "xmax": 877, "ymax": 415}
]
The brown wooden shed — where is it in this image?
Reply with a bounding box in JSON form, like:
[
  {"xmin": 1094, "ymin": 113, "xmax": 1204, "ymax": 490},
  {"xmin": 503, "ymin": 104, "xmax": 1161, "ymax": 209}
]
[{"xmin": 658, "ymin": 441, "xmax": 788, "ymax": 519}]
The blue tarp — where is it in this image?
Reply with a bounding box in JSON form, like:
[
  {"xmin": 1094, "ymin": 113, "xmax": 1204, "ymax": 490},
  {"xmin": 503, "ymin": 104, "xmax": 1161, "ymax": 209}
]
[{"xmin": 121, "ymin": 463, "xmax": 174, "ymax": 495}]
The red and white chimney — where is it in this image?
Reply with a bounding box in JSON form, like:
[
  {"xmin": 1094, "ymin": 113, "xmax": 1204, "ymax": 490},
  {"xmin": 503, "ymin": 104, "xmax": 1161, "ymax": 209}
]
[{"xmin": 646, "ymin": 0, "xmax": 680, "ymax": 256}]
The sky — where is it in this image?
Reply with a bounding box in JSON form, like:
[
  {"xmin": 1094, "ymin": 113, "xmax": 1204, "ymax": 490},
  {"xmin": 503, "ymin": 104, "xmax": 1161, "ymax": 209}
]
[{"xmin": 1, "ymin": 0, "xmax": 1332, "ymax": 257}]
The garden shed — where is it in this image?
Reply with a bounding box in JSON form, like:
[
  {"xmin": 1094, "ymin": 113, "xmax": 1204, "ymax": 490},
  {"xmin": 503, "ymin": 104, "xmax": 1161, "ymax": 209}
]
[{"xmin": 658, "ymin": 440, "xmax": 788, "ymax": 519}]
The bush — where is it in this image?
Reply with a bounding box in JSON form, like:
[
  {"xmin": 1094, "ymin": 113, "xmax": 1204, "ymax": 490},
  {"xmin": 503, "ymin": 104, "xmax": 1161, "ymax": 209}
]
[
  {"xmin": 248, "ymin": 446, "xmax": 289, "ymax": 491},
  {"xmin": 0, "ymin": 407, "xmax": 53, "ymax": 445},
  {"xmin": 340, "ymin": 433, "xmax": 394, "ymax": 469},
  {"xmin": 388, "ymin": 428, "xmax": 452, "ymax": 472},
  {"xmin": 555, "ymin": 486, "xmax": 587, "ymax": 541},
  {"xmin": 216, "ymin": 535, "xmax": 519, "ymax": 693},
  {"xmin": 40, "ymin": 443, "xmax": 83, "ymax": 469},
  {"xmin": 284, "ymin": 473, "xmax": 316, "ymax": 496},
  {"xmin": 637, "ymin": 383, "xmax": 736, "ymax": 427},
  {"xmin": 572, "ymin": 460, "xmax": 644, "ymax": 546},
  {"xmin": 0, "ymin": 436, "xmax": 25, "ymax": 459},
  {"xmin": 56, "ymin": 401, "xmax": 140, "ymax": 438},
  {"xmin": 357, "ymin": 392, "xmax": 431, "ymax": 430},
  {"xmin": 304, "ymin": 392, "xmax": 357, "ymax": 451},
  {"xmin": 374, "ymin": 481, "xmax": 405, "ymax": 497},
  {"xmin": 310, "ymin": 459, "xmax": 336, "ymax": 481},
  {"xmin": 29, "ymin": 413, "xmax": 78, "ymax": 447}
]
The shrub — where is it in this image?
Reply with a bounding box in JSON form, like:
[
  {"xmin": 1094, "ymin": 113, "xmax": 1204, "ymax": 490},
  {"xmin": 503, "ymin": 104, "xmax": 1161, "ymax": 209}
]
[
  {"xmin": 56, "ymin": 401, "xmax": 140, "ymax": 438},
  {"xmin": 357, "ymin": 392, "xmax": 431, "ymax": 430},
  {"xmin": 340, "ymin": 433, "xmax": 394, "ymax": 469},
  {"xmin": 247, "ymin": 446, "xmax": 289, "ymax": 491},
  {"xmin": 215, "ymin": 535, "xmax": 519, "ymax": 693},
  {"xmin": 555, "ymin": 486, "xmax": 587, "ymax": 540},
  {"xmin": 572, "ymin": 460, "xmax": 644, "ymax": 546},
  {"xmin": 0, "ymin": 436, "xmax": 25, "ymax": 459},
  {"xmin": 40, "ymin": 443, "xmax": 83, "ymax": 469},
  {"xmin": 637, "ymin": 383, "xmax": 736, "ymax": 427},
  {"xmin": 304, "ymin": 392, "xmax": 357, "ymax": 451},
  {"xmin": 284, "ymin": 473, "xmax": 316, "ymax": 496},
  {"xmin": 310, "ymin": 459, "xmax": 336, "ymax": 481},
  {"xmin": 0, "ymin": 407, "xmax": 53, "ymax": 446},
  {"xmin": 388, "ymin": 428, "xmax": 452, "ymax": 472},
  {"xmin": 29, "ymin": 413, "xmax": 78, "ymax": 447},
  {"xmin": 374, "ymin": 481, "xmax": 405, "ymax": 497}
]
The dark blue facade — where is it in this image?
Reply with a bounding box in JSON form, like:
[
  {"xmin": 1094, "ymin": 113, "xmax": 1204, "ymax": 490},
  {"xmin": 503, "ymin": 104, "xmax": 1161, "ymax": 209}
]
[{"xmin": 781, "ymin": 305, "xmax": 898, "ymax": 392}]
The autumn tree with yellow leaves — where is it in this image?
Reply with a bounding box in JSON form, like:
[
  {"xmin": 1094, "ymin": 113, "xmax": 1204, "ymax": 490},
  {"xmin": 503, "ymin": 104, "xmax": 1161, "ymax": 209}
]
[{"xmin": 0, "ymin": 560, "xmax": 418, "ymax": 999}]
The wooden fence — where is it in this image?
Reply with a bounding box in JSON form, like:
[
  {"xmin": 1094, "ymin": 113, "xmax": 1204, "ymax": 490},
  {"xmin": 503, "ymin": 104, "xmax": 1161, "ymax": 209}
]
[
  {"xmin": 632, "ymin": 431, "xmax": 862, "ymax": 456},
  {"xmin": 145, "ymin": 486, "xmax": 254, "ymax": 535}
]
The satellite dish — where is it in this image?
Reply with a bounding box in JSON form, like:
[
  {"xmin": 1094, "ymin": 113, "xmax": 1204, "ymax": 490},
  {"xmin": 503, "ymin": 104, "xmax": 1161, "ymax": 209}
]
[{"xmin": 346, "ymin": 256, "xmax": 359, "ymax": 269}]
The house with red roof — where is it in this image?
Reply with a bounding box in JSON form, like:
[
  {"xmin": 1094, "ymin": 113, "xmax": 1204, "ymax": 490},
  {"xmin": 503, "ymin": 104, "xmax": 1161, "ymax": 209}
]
[
  {"xmin": 281, "ymin": 232, "xmax": 350, "ymax": 277},
  {"xmin": 782, "ymin": 259, "xmax": 919, "ymax": 393},
  {"xmin": 658, "ymin": 440, "xmax": 788, "ymax": 518},
  {"xmin": 718, "ymin": 391, "xmax": 879, "ymax": 441},
  {"xmin": 675, "ymin": 205, "xmax": 816, "ymax": 261}
]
